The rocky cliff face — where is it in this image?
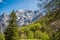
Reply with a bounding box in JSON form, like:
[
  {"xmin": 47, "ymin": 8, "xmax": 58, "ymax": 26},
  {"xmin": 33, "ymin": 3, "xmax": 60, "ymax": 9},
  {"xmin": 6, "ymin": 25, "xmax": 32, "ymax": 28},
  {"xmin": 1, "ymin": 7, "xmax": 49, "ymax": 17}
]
[
  {"xmin": 0, "ymin": 10, "xmax": 42, "ymax": 32},
  {"xmin": 0, "ymin": 13, "xmax": 10, "ymax": 32}
]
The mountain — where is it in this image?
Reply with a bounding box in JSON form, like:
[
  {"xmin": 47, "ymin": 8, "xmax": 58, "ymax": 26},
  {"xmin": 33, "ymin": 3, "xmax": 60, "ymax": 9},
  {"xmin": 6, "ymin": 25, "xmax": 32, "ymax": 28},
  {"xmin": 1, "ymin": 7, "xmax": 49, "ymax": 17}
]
[
  {"xmin": 16, "ymin": 10, "xmax": 42, "ymax": 26},
  {"xmin": 0, "ymin": 10, "xmax": 42, "ymax": 32},
  {"xmin": 0, "ymin": 13, "xmax": 10, "ymax": 32}
]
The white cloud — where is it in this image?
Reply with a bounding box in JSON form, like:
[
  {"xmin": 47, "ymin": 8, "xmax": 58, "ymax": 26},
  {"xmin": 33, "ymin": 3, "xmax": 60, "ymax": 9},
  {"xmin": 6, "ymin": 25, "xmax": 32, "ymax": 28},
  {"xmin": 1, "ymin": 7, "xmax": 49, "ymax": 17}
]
[{"xmin": 0, "ymin": 0, "xmax": 3, "ymax": 3}]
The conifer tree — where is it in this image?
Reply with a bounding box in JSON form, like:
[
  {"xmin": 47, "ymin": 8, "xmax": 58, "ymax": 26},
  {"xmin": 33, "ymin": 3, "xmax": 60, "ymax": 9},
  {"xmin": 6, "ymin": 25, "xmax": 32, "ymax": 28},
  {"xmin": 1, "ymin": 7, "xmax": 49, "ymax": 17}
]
[{"xmin": 4, "ymin": 10, "xmax": 19, "ymax": 40}]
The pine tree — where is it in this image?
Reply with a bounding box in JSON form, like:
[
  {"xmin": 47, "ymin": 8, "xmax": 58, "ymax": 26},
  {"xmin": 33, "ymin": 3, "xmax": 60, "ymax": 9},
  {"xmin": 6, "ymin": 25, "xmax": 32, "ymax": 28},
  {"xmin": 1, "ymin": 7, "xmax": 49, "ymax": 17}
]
[{"xmin": 4, "ymin": 10, "xmax": 19, "ymax": 40}]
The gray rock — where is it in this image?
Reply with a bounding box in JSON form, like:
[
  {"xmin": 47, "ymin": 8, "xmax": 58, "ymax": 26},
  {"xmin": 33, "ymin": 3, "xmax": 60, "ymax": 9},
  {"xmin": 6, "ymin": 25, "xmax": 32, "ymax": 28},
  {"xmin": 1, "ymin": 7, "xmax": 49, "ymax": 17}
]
[{"xmin": 0, "ymin": 10, "xmax": 42, "ymax": 32}]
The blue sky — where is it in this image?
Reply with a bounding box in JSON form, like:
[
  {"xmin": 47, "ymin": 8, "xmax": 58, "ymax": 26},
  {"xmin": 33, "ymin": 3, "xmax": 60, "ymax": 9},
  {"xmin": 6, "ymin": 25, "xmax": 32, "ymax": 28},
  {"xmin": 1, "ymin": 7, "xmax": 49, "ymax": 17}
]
[{"xmin": 0, "ymin": 0, "xmax": 38, "ymax": 14}]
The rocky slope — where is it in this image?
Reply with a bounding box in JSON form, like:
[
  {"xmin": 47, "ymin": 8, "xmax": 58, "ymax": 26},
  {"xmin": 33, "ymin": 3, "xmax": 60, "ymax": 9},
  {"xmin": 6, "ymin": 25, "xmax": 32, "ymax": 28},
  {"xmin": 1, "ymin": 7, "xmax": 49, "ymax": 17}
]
[{"xmin": 0, "ymin": 10, "xmax": 42, "ymax": 32}]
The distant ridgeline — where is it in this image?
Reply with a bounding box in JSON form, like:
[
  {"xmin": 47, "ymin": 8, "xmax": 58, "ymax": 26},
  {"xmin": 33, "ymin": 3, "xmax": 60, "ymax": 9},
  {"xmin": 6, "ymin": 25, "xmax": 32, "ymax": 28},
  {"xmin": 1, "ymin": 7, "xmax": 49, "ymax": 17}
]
[{"xmin": 0, "ymin": 10, "xmax": 42, "ymax": 32}]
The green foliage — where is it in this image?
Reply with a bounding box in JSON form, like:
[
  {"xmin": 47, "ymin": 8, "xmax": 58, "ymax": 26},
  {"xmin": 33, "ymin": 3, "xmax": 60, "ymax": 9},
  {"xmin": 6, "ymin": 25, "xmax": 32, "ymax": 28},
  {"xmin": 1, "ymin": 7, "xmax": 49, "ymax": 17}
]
[
  {"xmin": 41, "ymin": 32, "xmax": 50, "ymax": 40},
  {"xmin": 53, "ymin": 32, "xmax": 60, "ymax": 40},
  {"xmin": 19, "ymin": 33, "xmax": 27, "ymax": 39},
  {"xmin": 0, "ymin": 33, "xmax": 5, "ymax": 40},
  {"xmin": 27, "ymin": 31, "xmax": 34, "ymax": 39},
  {"xmin": 35, "ymin": 30, "xmax": 50, "ymax": 40},
  {"xmin": 35, "ymin": 30, "xmax": 42, "ymax": 39},
  {"xmin": 4, "ymin": 10, "xmax": 19, "ymax": 40}
]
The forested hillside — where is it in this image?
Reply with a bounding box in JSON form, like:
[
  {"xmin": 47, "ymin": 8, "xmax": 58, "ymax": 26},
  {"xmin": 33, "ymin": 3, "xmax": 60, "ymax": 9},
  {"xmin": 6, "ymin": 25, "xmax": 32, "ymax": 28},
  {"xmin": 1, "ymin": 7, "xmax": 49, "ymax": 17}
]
[{"xmin": 18, "ymin": 9, "xmax": 60, "ymax": 40}]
